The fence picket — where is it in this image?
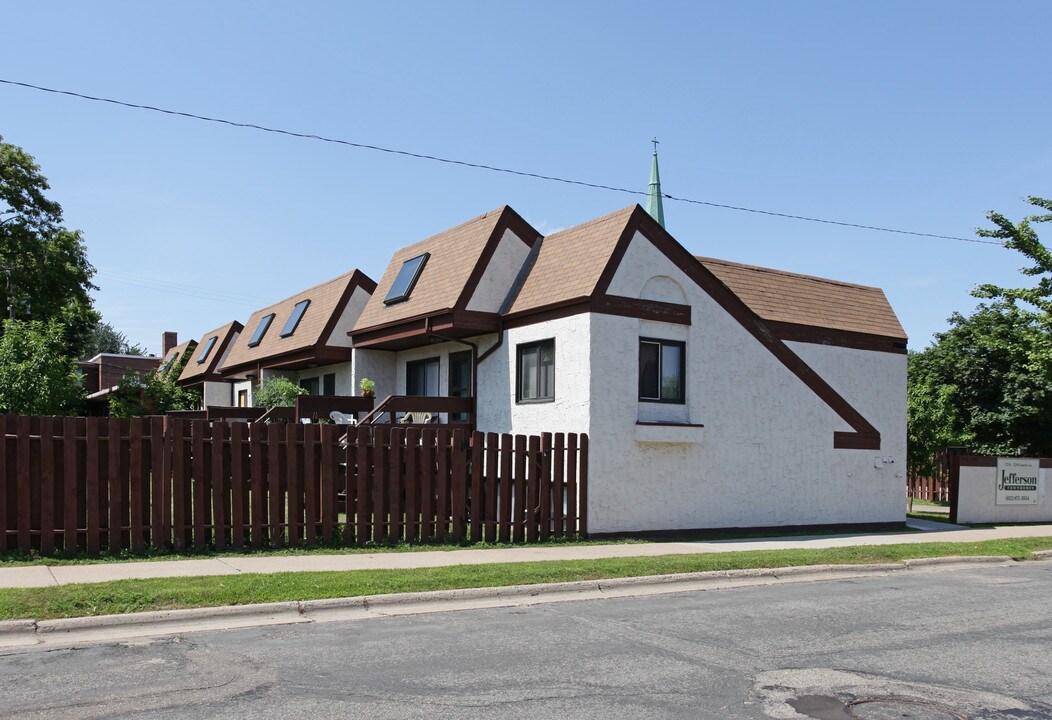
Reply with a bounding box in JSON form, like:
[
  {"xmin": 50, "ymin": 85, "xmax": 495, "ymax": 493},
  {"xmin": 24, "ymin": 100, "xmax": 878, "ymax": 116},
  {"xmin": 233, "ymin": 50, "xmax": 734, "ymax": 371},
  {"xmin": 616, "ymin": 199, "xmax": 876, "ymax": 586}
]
[
  {"xmin": 484, "ymin": 432, "xmax": 498, "ymax": 543},
  {"xmin": 16, "ymin": 415, "xmax": 31, "ymax": 553},
  {"xmin": 0, "ymin": 417, "xmax": 588, "ymax": 555},
  {"xmin": 268, "ymin": 424, "xmax": 283, "ymax": 547}
]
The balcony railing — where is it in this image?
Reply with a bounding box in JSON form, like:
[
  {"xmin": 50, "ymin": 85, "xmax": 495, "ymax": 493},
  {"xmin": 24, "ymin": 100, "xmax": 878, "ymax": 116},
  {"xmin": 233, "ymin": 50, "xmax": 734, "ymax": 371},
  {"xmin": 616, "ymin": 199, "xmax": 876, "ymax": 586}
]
[{"xmin": 358, "ymin": 395, "xmax": 474, "ymax": 428}]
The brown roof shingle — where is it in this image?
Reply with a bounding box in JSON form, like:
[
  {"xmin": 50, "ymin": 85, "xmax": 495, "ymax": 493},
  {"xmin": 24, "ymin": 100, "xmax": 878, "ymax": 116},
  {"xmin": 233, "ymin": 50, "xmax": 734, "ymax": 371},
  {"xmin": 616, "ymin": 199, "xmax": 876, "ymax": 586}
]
[
  {"xmin": 221, "ymin": 270, "xmax": 371, "ymax": 373},
  {"xmin": 698, "ymin": 257, "xmax": 907, "ymax": 340},
  {"xmin": 179, "ymin": 321, "xmax": 243, "ymax": 383},
  {"xmin": 506, "ymin": 206, "xmax": 636, "ymax": 315}
]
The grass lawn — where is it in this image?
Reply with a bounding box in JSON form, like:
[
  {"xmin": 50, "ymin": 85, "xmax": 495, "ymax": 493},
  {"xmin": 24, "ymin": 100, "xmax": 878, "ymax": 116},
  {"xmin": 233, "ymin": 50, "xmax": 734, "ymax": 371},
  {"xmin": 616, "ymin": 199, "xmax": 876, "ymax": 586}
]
[
  {"xmin": 909, "ymin": 498, "xmax": 950, "ymax": 508},
  {"xmin": 1, "ymin": 536, "xmax": 1049, "ymax": 621}
]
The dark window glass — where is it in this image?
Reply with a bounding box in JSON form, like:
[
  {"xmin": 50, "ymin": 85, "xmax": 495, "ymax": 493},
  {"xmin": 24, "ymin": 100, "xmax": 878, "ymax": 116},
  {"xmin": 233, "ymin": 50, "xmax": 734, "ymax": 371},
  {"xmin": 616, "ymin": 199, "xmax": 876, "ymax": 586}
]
[
  {"xmin": 248, "ymin": 313, "xmax": 275, "ymax": 347},
  {"xmin": 237, "ymin": 389, "xmax": 248, "ymax": 407},
  {"xmin": 448, "ymin": 350, "xmax": 472, "ymax": 422},
  {"xmin": 197, "ymin": 336, "xmax": 218, "ymax": 364},
  {"xmin": 299, "ymin": 377, "xmax": 320, "ymax": 395},
  {"xmin": 281, "ymin": 300, "xmax": 311, "ymax": 337},
  {"xmin": 323, "ymin": 373, "xmax": 336, "ymax": 396},
  {"xmin": 406, "ymin": 357, "xmax": 440, "ymax": 396},
  {"xmin": 384, "ymin": 253, "xmax": 430, "ymax": 305},
  {"xmin": 517, "ymin": 340, "xmax": 554, "ymax": 403},
  {"xmin": 159, "ymin": 352, "xmax": 179, "ymax": 375},
  {"xmin": 638, "ymin": 338, "xmax": 685, "ymax": 403}
]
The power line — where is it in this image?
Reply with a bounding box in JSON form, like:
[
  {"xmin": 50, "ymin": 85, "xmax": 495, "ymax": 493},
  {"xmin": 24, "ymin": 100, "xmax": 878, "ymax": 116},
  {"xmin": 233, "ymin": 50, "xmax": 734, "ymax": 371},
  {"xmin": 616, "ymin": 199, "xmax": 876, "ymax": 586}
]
[
  {"xmin": 96, "ymin": 269, "xmax": 277, "ymax": 305},
  {"xmin": 0, "ymin": 77, "xmax": 1002, "ymax": 246}
]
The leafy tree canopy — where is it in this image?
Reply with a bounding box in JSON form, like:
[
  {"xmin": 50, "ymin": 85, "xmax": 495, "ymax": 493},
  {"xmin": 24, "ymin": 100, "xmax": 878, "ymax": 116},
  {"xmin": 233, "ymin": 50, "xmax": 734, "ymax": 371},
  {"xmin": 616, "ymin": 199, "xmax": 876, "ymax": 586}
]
[
  {"xmin": 253, "ymin": 376, "xmax": 307, "ymax": 410},
  {"xmin": 0, "ymin": 135, "xmax": 98, "ymax": 358},
  {"xmin": 907, "ymin": 197, "xmax": 1052, "ymax": 472},
  {"xmin": 109, "ymin": 341, "xmax": 198, "ymax": 417},
  {"xmin": 83, "ymin": 320, "xmax": 146, "ymax": 358},
  {"xmin": 0, "ymin": 319, "xmax": 84, "ymax": 415}
]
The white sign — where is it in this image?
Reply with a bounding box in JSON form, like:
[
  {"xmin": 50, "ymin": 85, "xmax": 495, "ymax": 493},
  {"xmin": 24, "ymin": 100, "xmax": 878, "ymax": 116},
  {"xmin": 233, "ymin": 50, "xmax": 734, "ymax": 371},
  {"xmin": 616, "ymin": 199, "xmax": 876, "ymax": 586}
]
[{"xmin": 995, "ymin": 457, "xmax": 1040, "ymax": 505}]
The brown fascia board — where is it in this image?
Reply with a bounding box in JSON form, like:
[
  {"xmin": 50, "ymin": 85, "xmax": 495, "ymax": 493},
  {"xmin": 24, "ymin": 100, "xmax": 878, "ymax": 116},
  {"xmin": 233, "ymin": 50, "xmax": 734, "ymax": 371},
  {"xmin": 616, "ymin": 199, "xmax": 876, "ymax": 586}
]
[
  {"xmin": 351, "ymin": 309, "xmax": 500, "ymax": 349},
  {"xmin": 220, "ymin": 270, "xmax": 375, "ymax": 378}
]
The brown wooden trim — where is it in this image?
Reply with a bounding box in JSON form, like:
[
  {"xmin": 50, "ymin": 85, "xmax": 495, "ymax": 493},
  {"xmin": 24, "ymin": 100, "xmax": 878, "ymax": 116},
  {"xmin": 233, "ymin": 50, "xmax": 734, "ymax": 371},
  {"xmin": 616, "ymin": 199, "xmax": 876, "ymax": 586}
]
[
  {"xmin": 502, "ymin": 299, "xmax": 592, "ymax": 330},
  {"xmin": 593, "ymin": 295, "xmax": 691, "ymax": 325},
  {"xmin": 220, "ymin": 346, "xmax": 350, "ymax": 376},
  {"xmin": 768, "ymin": 320, "xmax": 907, "ymax": 354},
  {"xmin": 351, "ymin": 309, "xmax": 499, "ymax": 349},
  {"xmin": 592, "ymin": 213, "xmax": 643, "ymax": 296},
  {"xmin": 635, "ymin": 421, "xmax": 705, "ymax": 428},
  {"xmin": 316, "ymin": 270, "xmax": 375, "ymax": 352},
  {"xmin": 954, "ymin": 455, "xmax": 1052, "ymax": 468},
  {"xmin": 589, "ymin": 521, "xmax": 905, "ymax": 541},
  {"xmin": 454, "ymin": 206, "xmax": 541, "ymax": 314},
  {"xmin": 624, "ymin": 205, "xmax": 882, "ymax": 450},
  {"xmin": 185, "ymin": 320, "xmax": 244, "ymax": 383}
]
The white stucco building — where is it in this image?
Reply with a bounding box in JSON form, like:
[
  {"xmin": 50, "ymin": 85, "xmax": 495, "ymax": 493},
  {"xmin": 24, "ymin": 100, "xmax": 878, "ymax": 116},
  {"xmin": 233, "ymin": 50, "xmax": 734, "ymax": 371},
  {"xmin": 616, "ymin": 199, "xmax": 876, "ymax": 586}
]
[{"xmin": 348, "ymin": 203, "xmax": 909, "ymax": 535}]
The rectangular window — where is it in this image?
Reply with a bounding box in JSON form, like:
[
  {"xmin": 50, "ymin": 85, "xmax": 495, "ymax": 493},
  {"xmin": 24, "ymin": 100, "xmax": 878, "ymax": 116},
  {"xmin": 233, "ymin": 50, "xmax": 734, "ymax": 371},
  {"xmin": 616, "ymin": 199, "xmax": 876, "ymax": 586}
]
[
  {"xmin": 299, "ymin": 377, "xmax": 320, "ymax": 395},
  {"xmin": 322, "ymin": 373, "xmax": 336, "ymax": 396},
  {"xmin": 247, "ymin": 313, "xmax": 275, "ymax": 347},
  {"xmin": 517, "ymin": 340, "xmax": 554, "ymax": 403},
  {"xmin": 406, "ymin": 357, "xmax": 440, "ymax": 396},
  {"xmin": 639, "ymin": 338, "xmax": 685, "ymax": 403},
  {"xmin": 384, "ymin": 252, "xmax": 430, "ymax": 305},
  {"xmin": 448, "ymin": 350, "xmax": 472, "ymax": 422},
  {"xmin": 197, "ymin": 336, "xmax": 218, "ymax": 364},
  {"xmin": 281, "ymin": 299, "xmax": 310, "ymax": 337},
  {"xmin": 237, "ymin": 389, "xmax": 248, "ymax": 407}
]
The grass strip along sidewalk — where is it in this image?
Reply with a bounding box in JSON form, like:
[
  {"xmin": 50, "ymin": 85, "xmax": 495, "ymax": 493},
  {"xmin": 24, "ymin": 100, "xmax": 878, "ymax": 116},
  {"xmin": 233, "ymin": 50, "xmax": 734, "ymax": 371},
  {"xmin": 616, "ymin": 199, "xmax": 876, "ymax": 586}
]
[{"xmin": 2, "ymin": 536, "xmax": 1050, "ymax": 621}]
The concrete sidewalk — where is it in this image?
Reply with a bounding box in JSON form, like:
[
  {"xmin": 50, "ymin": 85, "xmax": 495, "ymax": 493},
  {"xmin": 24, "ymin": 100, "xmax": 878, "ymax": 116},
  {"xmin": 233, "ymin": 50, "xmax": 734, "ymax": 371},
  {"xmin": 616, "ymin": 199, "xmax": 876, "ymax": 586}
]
[{"xmin": 2, "ymin": 520, "xmax": 1051, "ymax": 590}]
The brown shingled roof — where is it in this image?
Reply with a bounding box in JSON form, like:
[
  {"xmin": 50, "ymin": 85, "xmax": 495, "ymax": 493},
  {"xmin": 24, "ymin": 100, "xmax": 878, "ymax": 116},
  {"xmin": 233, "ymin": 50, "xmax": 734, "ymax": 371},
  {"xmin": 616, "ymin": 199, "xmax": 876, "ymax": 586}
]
[
  {"xmin": 506, "ymin": 206, "xmax": 636, "ymax": 315},
  {"xmin": 353, "ymin": 206, "xmax": 538, "ymax": 333},
  {"xmin": 698, "ymin": 257, "xmax": 907, "ymax": 340},
  {"xmin": 222, "ymin": 270, "xmax": 374, "ymax": 374},
  {"xmin": 179, "ymin": 321, "xmax": 243, "ymax": 384}
]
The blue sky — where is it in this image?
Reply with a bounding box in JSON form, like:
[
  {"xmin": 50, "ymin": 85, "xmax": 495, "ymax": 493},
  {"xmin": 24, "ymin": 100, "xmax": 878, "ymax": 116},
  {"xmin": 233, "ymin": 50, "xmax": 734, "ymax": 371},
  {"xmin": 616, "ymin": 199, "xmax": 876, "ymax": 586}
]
[{"xmin": 2, "ymin": 2, "xmax": 1049, "ymax": 354}]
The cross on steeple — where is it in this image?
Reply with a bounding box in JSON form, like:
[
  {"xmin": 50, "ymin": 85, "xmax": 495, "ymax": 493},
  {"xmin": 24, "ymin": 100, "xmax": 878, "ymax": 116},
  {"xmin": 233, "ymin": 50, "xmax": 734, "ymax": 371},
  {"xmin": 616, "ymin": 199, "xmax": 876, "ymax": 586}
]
[{"xmin": 646, "ymin": 138, "xmax": 665, "ymax": 228}]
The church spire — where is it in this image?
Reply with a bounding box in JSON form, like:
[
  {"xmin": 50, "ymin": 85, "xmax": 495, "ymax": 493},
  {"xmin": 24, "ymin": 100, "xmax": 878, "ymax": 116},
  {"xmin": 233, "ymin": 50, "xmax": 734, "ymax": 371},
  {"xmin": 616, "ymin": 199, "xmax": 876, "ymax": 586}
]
[{"xmin": 646, "ymin": 138, "xmax": 665, "ymax": 228}]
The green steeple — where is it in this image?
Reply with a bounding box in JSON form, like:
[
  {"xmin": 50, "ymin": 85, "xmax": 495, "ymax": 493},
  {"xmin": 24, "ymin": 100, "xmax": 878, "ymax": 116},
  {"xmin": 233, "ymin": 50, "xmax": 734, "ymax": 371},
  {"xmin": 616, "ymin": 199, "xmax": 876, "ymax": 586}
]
[{"xmin": 646, "ymin": 138, "xmax": 665, "ymax": 228}]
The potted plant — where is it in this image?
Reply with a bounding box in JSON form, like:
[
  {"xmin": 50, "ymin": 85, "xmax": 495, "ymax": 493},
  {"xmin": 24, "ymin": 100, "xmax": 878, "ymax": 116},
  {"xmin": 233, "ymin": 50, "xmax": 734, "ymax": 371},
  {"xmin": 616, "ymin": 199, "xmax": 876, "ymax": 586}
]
[{"xmin": 359, "ymin": 377, "xmax": 375, "ymax": 398}]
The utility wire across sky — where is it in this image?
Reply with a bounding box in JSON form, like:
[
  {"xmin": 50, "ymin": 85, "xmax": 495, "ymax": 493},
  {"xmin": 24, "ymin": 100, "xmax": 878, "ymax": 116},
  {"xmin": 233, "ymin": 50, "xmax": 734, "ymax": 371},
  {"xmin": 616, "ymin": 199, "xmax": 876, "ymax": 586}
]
[{"xmin": 1, "ymin": 78, "xmax": 1002, "ymax": 246}]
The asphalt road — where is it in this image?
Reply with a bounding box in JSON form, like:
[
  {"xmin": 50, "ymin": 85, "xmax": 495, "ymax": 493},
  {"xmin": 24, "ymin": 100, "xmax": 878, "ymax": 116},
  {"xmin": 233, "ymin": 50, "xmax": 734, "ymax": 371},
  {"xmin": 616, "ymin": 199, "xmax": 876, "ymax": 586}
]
[{"xmin": 1, "ymin": 562, "xmax": 1050, "ymax": 719}]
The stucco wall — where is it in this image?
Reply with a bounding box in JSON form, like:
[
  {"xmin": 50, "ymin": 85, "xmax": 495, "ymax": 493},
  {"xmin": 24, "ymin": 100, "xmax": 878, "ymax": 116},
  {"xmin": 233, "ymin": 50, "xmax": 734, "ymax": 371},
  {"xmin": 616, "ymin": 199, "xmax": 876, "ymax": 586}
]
[
  {"xmin": 296, "ymin": 360, "xmax": 355, "ymax": 395},
  {"xmin": 476, "ymin": 313, "xmax": 592, "ymax": 436},
  {"xmin": 325, "ymin": 285, "xmax": 371, "ymax": 348},
  {"xmin": 956, "ymin": 464, "xmax": 1050, "ymax": 523},
  {"xmin": 581, "ymin": 230, "xmax": 905, "ymax": 533},
  {"xmin": 202, "ymin": 381, "xmax": 233, "ymax": 407},
  {"xmin": 466, "ymin": 229, "xmax": 531, "ymax": 313},
  {"xmin": 232, "ymin": 379, "xmax": 253, "ymax": 407},
  {"xmin": 352, "ymin": 348, "xmax": 397, "ymax": 400}
]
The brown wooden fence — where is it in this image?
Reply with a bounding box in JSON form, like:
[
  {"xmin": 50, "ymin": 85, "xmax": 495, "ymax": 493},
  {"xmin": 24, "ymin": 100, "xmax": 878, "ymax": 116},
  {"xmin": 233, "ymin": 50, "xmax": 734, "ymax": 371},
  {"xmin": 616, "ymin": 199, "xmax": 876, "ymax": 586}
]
[{"xmin": 0, "ymin": 415, "xmax": 588, "ymax": 556}]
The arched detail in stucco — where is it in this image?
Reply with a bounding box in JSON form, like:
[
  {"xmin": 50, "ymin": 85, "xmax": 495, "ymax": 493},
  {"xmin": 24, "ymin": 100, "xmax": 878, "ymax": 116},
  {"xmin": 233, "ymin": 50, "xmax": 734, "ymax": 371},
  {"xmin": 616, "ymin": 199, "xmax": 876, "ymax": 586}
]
[{"xmin": 640, "ymin": 275, "xmax": 687, "ymax": 305}]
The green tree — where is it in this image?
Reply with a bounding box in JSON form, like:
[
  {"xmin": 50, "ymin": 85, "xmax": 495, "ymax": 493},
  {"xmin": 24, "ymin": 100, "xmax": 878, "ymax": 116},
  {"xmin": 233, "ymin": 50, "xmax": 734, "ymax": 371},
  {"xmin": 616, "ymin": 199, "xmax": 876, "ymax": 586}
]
[
  {"xmin": 82, "ymin": 320, "xmax": 146, "ymax": 358},
  {"xmin": 253, "ymin": 376, "xmax": 307, "ymax": 410},
  {"xmin": 0, "ymin": 319, "xmax": 84, "ymax": 415},
  {"xmin": 0, "ymin": 135, "xmax": 98, "ymax": 358},
  {"xmin": 907, "ymin": 197, "xmax": 1052, "ymax": 468},
  {"xmin": 109, "ymin": 341, "xmax": 198, "ymax": 417}
]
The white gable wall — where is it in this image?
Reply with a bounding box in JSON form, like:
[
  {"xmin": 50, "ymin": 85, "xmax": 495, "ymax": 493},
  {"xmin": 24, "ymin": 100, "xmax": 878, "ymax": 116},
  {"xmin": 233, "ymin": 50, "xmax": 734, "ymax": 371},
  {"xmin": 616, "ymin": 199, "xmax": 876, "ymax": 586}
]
[
  {"xmin": 478, "ymin": 314, "xmax": 592, "ymax": 436},
  {"xmin": 466, "ymin": 229, "xmax": 532, "ymax": 313},
  {"xmin": 581, "ymin": 230, "xmax": 904, "ymax": 533},
  {"xmin": 325, "ymin": 285, "xmax": 371, "ymax": 348}
]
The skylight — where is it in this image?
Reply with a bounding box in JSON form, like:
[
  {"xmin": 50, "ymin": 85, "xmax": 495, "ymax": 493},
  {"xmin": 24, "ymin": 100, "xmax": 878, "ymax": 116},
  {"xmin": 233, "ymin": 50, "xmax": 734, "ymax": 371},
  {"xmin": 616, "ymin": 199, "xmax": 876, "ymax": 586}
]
[
  {"xmin": 197, "ymin": 336, "xmax": 218, "ymax": 364},
  {"xmin": 247, "ymin": 313, "xmax": 275, "ymax": 347},
  {"xmin": 384, "ymin": 252, "xmax": 430, "ymax": 305},
  {"xmin": 159, "ymin": 352, "xmax": 179, "ymax": 375},
  {"xmin": 281, "ymin": 299, "xmax": 311, "ymax": 337}
]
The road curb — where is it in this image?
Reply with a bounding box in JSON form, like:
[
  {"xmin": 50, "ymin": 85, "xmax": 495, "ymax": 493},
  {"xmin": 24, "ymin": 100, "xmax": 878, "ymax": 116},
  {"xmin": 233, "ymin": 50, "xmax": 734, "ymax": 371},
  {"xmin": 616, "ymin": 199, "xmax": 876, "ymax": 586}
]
[{"xmin": 0, "ymin": 555, "xmax": 1043, "ymax": 649}]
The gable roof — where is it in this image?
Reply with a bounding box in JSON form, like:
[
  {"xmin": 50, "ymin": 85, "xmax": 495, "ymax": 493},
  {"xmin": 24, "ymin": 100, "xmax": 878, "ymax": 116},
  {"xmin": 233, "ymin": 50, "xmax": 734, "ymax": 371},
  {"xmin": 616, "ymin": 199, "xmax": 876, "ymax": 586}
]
[
  {"xmin": 505, "ymin": 205, "xmax": 636, "ymax": 315},
  {"xmin": 697, "ymin": 257, "xmax": 907, "ymax": 340},
  {"xmin": 221, "ymin": 269, "xmax": 375, "ymax": 375},
  {"xmin": 353, "ymin": 206, "xmax": 539, "ymax": 334},
  {"xmin": 158, "ymin": 339, "xmax": 196, "ymax": 378},
  {"xmin": 178, "ymin": 320, "xmax": 244, "ymax": 384}
]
